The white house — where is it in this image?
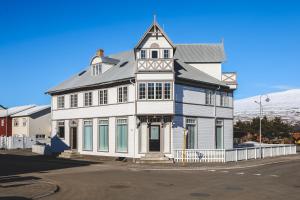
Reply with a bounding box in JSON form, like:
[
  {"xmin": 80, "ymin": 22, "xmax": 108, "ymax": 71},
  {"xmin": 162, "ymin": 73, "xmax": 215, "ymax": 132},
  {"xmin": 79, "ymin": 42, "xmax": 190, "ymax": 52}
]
[
  {"xmin": 11, "ymin": 105, "xmax": 51, "ymax": 139},
  {"xmin": 47, "ymin": 19, "xmax": 237, "ymax": 160}
]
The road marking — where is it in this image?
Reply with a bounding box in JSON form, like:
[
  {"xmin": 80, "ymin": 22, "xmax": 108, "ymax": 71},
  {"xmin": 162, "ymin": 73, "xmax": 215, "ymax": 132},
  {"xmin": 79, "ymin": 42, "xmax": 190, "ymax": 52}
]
[
  {"xmin": 208, "ymin": 170, "xmax": 216, "ymax": 172},
  {"xmin": 270, "ymin": 175, "xmax": 279, "ymax": 177},
  {"xmin": 236, "ymin": 172, "xmax": 245, "ymax": 175},
  {"xmin": 253, "ymin": 173, "xmax": 261, "ymax": 176},
  {"xmin": 221, "ymin": 171, "xmax": 229, "ymax": 173}
]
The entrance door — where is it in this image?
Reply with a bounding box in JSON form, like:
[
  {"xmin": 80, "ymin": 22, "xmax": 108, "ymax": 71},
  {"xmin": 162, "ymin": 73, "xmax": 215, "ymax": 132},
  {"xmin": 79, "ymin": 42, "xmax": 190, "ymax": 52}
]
[
  {"xmin": 70, "ymin": 127, "xmax": 77, "ymax": 150},
  {"xmin": 149, "ymin": 125, "xmax": 160, "ymax": 152}
]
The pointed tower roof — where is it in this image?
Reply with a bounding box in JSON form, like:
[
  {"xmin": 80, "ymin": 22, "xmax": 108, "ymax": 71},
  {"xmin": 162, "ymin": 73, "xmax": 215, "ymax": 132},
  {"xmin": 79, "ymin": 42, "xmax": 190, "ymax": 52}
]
[{"xmin": 134, "ymin": 17, "xmax": 175, "ymax": 49}]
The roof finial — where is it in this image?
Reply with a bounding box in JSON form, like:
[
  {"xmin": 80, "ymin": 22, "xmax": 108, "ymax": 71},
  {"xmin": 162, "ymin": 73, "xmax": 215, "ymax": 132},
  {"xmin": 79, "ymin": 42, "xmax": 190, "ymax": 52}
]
[{"xmin": 153, "ymin": 13, "xmax": 157, "ymax": 24}]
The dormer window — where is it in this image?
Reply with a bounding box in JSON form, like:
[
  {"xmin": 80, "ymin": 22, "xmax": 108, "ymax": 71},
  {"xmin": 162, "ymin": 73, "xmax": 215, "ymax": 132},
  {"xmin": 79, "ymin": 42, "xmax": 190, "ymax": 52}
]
[
  {"xmin": 141, "ymin": 50, "xmax": 146, "ymax": 59},
  {"xmin": 151, "ymin": 50, "xmax": 158, "ymax": 59},
  {"xmin": 92, "ymin": 63, "xmax": 102, "ymax": 76}
]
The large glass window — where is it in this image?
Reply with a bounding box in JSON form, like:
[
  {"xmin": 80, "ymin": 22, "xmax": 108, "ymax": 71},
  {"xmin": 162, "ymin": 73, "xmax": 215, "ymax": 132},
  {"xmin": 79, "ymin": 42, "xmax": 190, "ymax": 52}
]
[
  {"xmin": 57, "ymin": 121, "xmax": 65, "ymax": 138},
  {"xmin": 205, "ymin": 90, "xmax": 214, "ymax": 105},
  {"xmin": 99, "ymin": 89, "xmax": 108, "ymax": 105},
  {"xmin": 83, "ymin": 120, "xmax": 93, "ymax": 151},
  {"xmin": 151, "ymin": 50, "xmax": 158, "ymax": 59},
  {"xmin": 118, "ymin": 86, "xmax": 128, "ymax": 103},
  {"xmin": 186, "ymin": 118, "xmax": 196, "ymax": 149},
  {"xmin": 70, "ymin": 94, "xmax": 78, "ymax": 108},
  {"xmin": 57, "ymin": 96, "xmax": 65, "ymax": 109},
  {"xmin": 163, "ymin": 49, "xmax": 169, "ymax": 59},
  {"xmin": 116, "ymin": 119, "xmax": 128, "ymax": 152},
  {"xmin": 98, "ymin": 119, "xmax": 109, "ymax": 151},
  {"xmin": 148, "ymin": 83, "xmax": 155, "ymax": 99},
  {"xmin": 155, "ymin": 83, "xmax": 162, "ymax": 99},
  {"xmin": 84, "ymin": 92, "xmax": 93, "ymax": 107},
  {"xmin": 138, "ymin": 83, "xmax": 146, "ymax": 100},
  {"xmin": 141, "ymin": 50, "xmax": 146, "ymax": 59},
  {"xmin": 164, "ymin": 83, "xmax": 171, "ymax": 99}
]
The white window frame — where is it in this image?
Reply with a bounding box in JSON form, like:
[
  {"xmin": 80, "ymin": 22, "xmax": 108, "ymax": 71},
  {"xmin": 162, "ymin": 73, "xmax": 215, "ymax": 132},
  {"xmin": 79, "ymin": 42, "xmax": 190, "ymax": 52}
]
[
  {"xmin": 140, "ymin": 50, "xmax": 146, "ymax": 59},
  {"xmin": 99, "ymin": 89, "xmax": 108, "ymax": 105},
  {"xmin": 117, "ymin": 86, "xmax": 128, "ymax": 103},
  {"xmin": 84, "ymin": 92, "xmax": 93, "ymax": 107},
  {"xmin": 57, "ymin": 95, "xmax": 65, "ymax": 109},
  {"xmin": 205, "ymin": 90, "xmax": 214, "ymax": 105},
  {"xmin": 1, "ymin": 119, "xmax": 4, "ymax": 127},
  {"xmin": 83, "ymin": 120, "xmax": 93, "ymax": 151},
  {"xmin": 151, "ymin": 50, "xmax": 158, "ymax": 59},
  {"xmin": 163, "ymin": 49, "xmax": 169, "ymax": 59},
  {"xmin": 140, "ymin": 81, "xmax": 172, "ymax": 100},
  {"xmin": 70, "ymin": 93, "xmax": 78, "ymax": 108},
  {"xmin": 92, "ymin": 63, "xmax": 102, "ymax": 76},
  {"xmin": 138, "ymin": 83, "xmax": 146, "ymax": 100},
  {"xmin": 98, "ymin": 118, "xmax": 109, "ymax": 152},
  {"xmin": 22, "ymin": 118, "xmax": 27, "ymax": 127},
  {"xmin": 116, "ymin": 118, "xmax": 128, "ymax": 153},
  {"xmin": 13, "ymin": 119, "xmax": 19, "ymax": 127},
  {"xmin": 57, "ymin": 121, "xmax": 65, "ymax": 139}
]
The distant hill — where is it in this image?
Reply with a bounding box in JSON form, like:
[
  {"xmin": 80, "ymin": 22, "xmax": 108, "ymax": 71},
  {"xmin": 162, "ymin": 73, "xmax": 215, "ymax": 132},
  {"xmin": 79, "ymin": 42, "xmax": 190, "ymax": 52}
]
[{"xmin": 234, "ymin": 89, "xmax": 300, "ymax": 124}]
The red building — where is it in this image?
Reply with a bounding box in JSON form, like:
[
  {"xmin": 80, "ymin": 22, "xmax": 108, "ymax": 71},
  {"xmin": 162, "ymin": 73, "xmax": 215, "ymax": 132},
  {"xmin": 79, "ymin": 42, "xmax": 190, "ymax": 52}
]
[{"xmin": 0, "ymin": 105, "xmax": 36, "ymax": 137}]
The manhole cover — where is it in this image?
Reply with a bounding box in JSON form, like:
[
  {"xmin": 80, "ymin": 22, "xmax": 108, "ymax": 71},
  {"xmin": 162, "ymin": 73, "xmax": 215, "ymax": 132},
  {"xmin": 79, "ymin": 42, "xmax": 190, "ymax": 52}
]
[
  {"xmin": 190, "ymin": 192, "xmax": 210, "ymax": 197},
  {"xmin": 110, "ymin": 185, "xmax": 130, "ymax": 189}
]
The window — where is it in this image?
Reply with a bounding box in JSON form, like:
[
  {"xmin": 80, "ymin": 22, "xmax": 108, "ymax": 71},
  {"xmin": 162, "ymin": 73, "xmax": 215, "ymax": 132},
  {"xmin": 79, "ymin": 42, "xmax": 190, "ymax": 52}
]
[
  {"xmin": 57, "ymin": 96, "xmax": 65, "ymax": 109},
  {"xmin": 186, "ymin": 118, "xmax": 196, "ymax": 149},
  {"xmin": 92, "ymin": 63, "xmax": 102, "ymax": 76},
  {"xmin": 99, "ymin": 90, "xmax": 108, "ymax": 105},
  {"xmin": 1, "ymin": 119, "xmax": 4, "ymax": 127},
  {"xmin": 84, "ymin": 92, "xmax": 93, "ymax": 107},
  {"xmin": 138, "ymin": 83, "xmax": 146, "ymax": 100},
  {"xmin": 57, "ymin": 121, "xmax": 65, "ymax": 138},
  {"xmin": 164, "ymin": 82, "xmax": 171, "ymax": 99},
  {"xmin": 141, "ymin": 50, "xmax": 146, "ymax": 59},
  {"xmin": 70, "ymin": 94, "xmax": 78, "ymax": 108},
  {"xmin": 13, "ymin": 119, "xmax": 19, "ymax": 127},
  {"xmin": 163, "ymin": 49, "xmax": 169, "ymax": 59},
  {"xmin": 205, "ymin": 90, "xmax": 214, "ymax": 105},
  {"xmin": 141, "ymin": 82, "xmax": 172, "ymax": 100},
  {"xmin": 116, "ymin": 118, "xmax": 128, "ymax": 152},
  {"xmin": 220, "ymin": 92, "xmax": 229, "ymax": 107},
  {"xmin": 151, "ymin": 50, "xmax": 158, "ymax": 59},
  {"xmin": 148, "ymin": 83, "xmax": 155, "ymax": 99},
  {"xmin": 98, "ymin": 119, "xmax": 109, "ymax": 151},
  {"xmin": 216, "ymin": 120, "xmax": 223, "ymax": 149},
  {"xmin": 83, "ymin": 120, "xmax": 93, "ymax": 151},
  {"xmin": 22, "ymin": 118, "xmax": 27, "ymax": 127},
  {"xmin": 155, "ymin": 83, "xmax": 162, "ymax": 99},
  {"xmin": 118, "ymin": 86, "xmax": 128, "ymax": 103}
]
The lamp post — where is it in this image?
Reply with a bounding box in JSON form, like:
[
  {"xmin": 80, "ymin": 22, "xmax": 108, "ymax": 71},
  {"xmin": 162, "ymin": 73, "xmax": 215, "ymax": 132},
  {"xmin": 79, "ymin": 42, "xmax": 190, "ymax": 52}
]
[{"xmin": 254, "ymin": 95, "xmax": 270, "ymax": 158}]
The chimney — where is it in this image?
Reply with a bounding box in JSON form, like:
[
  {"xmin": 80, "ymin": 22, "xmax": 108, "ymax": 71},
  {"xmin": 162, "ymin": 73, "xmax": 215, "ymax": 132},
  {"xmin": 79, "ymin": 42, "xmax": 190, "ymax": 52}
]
[{"xmin": 96, "ymin": 49, "xmax": 104, "ymax": 57}]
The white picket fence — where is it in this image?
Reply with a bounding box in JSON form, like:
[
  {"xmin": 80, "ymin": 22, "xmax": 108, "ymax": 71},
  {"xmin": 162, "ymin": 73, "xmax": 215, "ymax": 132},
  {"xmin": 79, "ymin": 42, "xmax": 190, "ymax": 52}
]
[
  {"xmin": 0, "ymin": 136, "xmax": 37, "ymax": 149},
  {"xmin": 173, "ymin": 144, "xmax": 297, "ymax": 163}
]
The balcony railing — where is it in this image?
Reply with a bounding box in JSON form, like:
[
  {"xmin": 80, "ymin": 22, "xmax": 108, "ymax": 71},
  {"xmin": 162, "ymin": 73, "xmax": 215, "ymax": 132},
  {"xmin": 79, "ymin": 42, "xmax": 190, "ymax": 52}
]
[
  {"xmin": 137, "ymin": 59, "xmax": 173, "ymax": 71},
  {"xmin": 222, "ymin": 72, "xmax": 237, "ymax": 89}
]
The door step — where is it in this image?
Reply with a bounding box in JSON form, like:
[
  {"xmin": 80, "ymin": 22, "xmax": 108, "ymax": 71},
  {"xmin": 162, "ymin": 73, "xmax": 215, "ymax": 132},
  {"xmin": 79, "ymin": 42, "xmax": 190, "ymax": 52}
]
[
  {"xmin": 136, "ymin": 153, "xmax": 174, "ymax": 164},
  {"xmin": 59, "ymin": 150, "xmax": 82, "ymax": 159}
]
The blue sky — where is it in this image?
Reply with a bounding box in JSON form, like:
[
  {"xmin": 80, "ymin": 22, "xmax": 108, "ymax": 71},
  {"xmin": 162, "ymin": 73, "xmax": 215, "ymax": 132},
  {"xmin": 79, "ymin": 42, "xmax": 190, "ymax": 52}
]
[{"xmin": 0, "ymin": 0, "xmax": 299, "ymax": 107}]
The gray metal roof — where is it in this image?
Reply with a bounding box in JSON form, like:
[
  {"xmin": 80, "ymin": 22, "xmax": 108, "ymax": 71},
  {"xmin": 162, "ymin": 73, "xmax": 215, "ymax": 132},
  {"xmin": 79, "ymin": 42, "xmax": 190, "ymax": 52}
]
[
  {"xmin": 11, "ymin": 105, "xmax": 50, "ymax": 117},
  {"xmin": 174, "ymin": 44, "xmax": 226, "ymax": 63},
  {"xmin": 47, "ymin": 44, "xmax": 227, "ymax": 94},
  {"xmin": 47, "ymin": 51, "xmax": 135, "ymax": 94},
  {"xmin": 174, "ymin": 60, "xmax": 227, "ymax": 86},
  {"xmin": 0, "ymin": 105, "xmax": 36, "ymax": 117}
]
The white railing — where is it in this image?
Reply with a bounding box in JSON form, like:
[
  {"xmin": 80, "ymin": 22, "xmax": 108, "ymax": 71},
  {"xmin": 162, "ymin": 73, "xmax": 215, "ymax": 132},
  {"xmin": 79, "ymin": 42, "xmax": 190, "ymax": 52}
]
[
  {"xmin": 173, "ymin": 145, "xmax": 297, "ymax": 163},
  {"xmin": 0, "ymin": 136, "xmax": 39, "ymax": 149}
]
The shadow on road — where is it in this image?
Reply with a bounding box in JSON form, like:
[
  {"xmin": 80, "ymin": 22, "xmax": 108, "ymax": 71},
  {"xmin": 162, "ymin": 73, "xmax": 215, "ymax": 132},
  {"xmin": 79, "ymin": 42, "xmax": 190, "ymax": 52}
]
[
  {"xmin": 0, "ymin": 197, "xmax": 31, "ymax": 200},
  {"xmin": 0, "ymin": 153, "xmax": 98, "ymax": 177}
]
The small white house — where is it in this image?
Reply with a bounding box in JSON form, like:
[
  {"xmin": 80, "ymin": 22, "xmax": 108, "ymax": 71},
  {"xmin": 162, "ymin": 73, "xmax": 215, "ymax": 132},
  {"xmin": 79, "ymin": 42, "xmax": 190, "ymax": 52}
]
[
  {"xmin": 11, "ymin": 105, "xmax": 51, "ymax": 139},
  {"xmin": 47, "ymin": 19, "xmax": 237, "ymax": 159}
]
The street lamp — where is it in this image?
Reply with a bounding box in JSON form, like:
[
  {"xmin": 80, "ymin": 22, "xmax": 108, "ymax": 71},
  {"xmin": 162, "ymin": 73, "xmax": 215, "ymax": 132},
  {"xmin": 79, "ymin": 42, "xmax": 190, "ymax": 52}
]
[{"xmin": 254, "ymin": 95, "xmax": 270, "ymax": 158}]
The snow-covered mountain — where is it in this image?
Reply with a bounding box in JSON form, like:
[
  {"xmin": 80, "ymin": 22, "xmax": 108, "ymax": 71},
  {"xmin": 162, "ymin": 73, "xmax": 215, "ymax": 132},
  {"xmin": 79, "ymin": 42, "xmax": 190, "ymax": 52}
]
[{"xmin": 234, "ymin": 89, "xmax": 300, "ymax": 123}]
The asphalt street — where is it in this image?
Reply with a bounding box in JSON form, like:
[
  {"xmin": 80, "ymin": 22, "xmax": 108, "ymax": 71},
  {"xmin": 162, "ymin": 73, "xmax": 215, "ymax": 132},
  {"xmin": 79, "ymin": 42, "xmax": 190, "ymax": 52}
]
[{"xmin": 0, "ymin": 150, "xmax": 299, "ymax": 200}]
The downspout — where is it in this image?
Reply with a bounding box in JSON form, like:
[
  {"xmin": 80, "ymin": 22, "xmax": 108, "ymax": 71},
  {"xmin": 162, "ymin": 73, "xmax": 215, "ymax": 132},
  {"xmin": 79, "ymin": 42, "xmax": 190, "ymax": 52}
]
[
  {"xmin": 214, "ymin": 86, "xmax": 221, "ymax": 149},
  {"xmin": 130, "ymin": 78, "xmax": 137, "ymax": 161}
]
